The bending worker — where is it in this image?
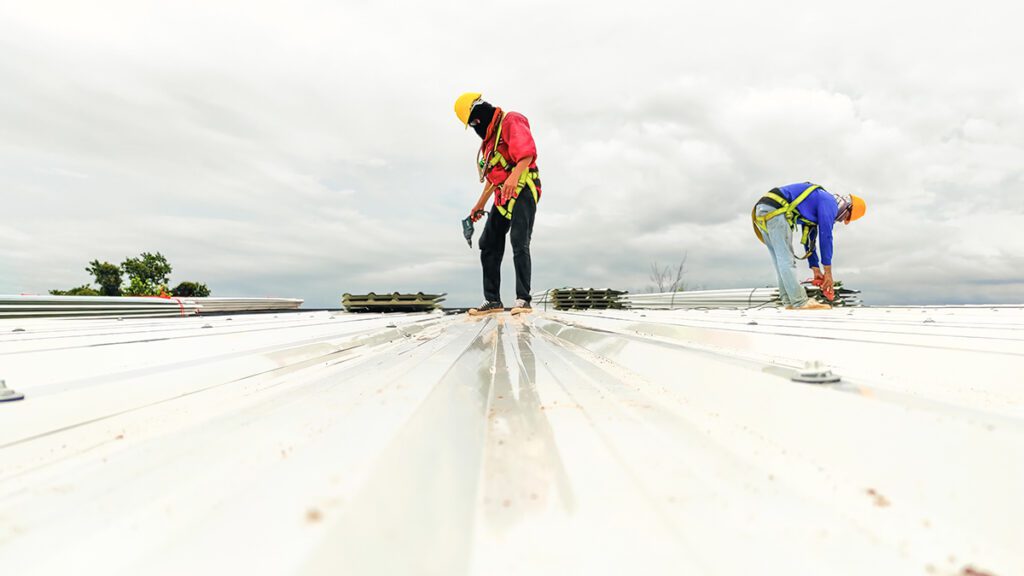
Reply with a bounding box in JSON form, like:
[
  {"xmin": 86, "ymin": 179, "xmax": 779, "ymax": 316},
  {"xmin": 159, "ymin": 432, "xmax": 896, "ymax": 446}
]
[
  {"xmin": 752, "ymin": 182, "xmax": 866, "ymax": 310},
  {"xmin": 454, "ymin": 92, "xmax": 542, "ymax": 316}
]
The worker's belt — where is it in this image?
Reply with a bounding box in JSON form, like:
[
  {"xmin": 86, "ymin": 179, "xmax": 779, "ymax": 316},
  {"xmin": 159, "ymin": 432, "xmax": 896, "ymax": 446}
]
[
  {"xmin": 526, "ymin": 168, "xmax": 541, "ymax": 189},
  {"xmin": 757, "ymin": 188, "xmax": 785, "ymax": 210},
  {"xmin": 751, "ymin": 184, "xmax": 819, "ymax": 260}
]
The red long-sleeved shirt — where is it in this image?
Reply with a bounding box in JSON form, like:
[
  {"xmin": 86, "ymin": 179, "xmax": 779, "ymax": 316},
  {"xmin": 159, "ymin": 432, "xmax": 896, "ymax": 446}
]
[{"xmin": 481, "ymin": 111, "xmax": 539, "ymax": 187}]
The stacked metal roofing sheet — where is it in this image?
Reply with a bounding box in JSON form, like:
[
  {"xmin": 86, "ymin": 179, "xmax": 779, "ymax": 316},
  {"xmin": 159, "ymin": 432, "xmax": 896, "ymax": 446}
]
[
  {"xmin": 625, "ymin": 287, "xmax": 781, "ymax": 309},
  {"xmin": 625, "ymin": 285, "xmax": 863, "ymax": 309},
  {"xmin": 341, "ymin": 292, "xmax": 446, "ymax": 313},
  {"xmin": 0, "ymin": 294, "xmax": 200, "ymax": 318},
  {"xmin": 0, "ymin": 295, "xmax": 306, "ymax": 319},
  {"xmin": 1, "ymin": 306, "xmax": 1021, "ymax": 575},
  {"xmin": 544, "ymin": 288, "xmax": 628, "ymax": 310},
  {"xmin": 189, "ymin": 297, "xmax": 304, "ymax": 314}
]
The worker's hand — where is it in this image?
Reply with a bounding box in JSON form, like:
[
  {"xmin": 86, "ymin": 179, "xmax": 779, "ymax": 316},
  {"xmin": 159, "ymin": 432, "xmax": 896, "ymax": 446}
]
[
  {"xmin": 498, "ymin": 172, "xmax": 520, "ymax": 206},
  {"xmin": 811, "ymin": 267, "xmax": 825, "ymax": 286},
  {"xmin": 470, "ymin": 203, "xmax": 486, "ymax": 222},
  {"xmin": 821, "ymin": 270, "xmax": 834, "ymax": 296}
]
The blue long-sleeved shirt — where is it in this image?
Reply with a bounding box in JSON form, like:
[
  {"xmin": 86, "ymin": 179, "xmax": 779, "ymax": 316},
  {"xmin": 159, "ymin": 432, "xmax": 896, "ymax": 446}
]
[{"xmin": 774, "ymin": 182, "xmax": 838, "ymax": 268}]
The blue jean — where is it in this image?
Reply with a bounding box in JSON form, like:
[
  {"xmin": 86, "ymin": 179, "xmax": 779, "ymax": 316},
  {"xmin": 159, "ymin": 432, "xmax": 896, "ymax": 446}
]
[{"xmin": 755, "ymin": 203, "xmax": 808, "ymax": 307}]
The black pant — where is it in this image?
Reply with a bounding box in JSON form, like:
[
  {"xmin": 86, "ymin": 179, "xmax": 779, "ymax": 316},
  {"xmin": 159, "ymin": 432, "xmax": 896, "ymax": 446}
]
[{"xmin": 479, "ymin": 189, "xmax": 537, "ymax": 303}]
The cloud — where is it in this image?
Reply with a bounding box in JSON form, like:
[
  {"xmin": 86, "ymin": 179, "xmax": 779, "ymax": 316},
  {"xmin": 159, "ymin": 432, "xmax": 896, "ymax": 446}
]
[{"xmin": 1, "ymin": 1, "xmax": 1023, "ymax": 306}]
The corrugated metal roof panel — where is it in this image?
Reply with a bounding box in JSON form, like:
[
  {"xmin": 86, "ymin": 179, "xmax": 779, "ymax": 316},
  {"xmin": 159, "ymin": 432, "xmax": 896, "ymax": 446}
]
[{"xmin": 1, "ymin": 307, "xmax": 1020, "ymax": 575}]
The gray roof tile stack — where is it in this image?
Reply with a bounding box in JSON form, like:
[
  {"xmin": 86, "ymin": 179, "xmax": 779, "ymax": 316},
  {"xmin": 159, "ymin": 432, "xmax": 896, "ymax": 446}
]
[
  {"xmin": 341, "ymin": 292, "xmax": 446, "ymax": 313},
  {"xmin": 545, "ymin": 288, "xmax": 628, "ymax": 311}
]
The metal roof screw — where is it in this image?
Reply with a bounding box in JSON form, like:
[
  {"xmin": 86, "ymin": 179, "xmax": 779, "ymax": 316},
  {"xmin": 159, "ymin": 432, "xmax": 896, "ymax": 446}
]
[
  {"xmin": 791, "ymin": 361, "xmax": 841, "ymax": 384},
  {"xmin": 0, "ymin": 380, "xmax": 26, "ymax": 403},
  {"xmin": 747, "ymin": 321, "xmax": 758, "ymax": 325},
  {"xmin": 12, "ymin": 328, "xmax": 25, "ymax": 333},
  {"xmin": 923, "ymin": 318, "xmax": 935, "ymax": 324},
  {"xmin": 202, "ymin": 324, "xmax": 213, "ymax": 329}
]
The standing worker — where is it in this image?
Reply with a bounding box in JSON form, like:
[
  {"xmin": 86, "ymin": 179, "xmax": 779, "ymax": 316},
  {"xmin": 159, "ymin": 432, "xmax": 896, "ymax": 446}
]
[
  {"xmin": 752, "ymin": 182, "xmax": 866, "ymax": 310},
  {"xmin": 454, "ymin": 92, "xmax": 542, "ymax": 316}
]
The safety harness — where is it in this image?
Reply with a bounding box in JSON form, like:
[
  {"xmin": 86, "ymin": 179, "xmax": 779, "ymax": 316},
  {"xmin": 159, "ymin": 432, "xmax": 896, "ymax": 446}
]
[
  {"xmin": 477, "ymin": 111, "xmax": 504, "ymax": 184},
  {"xmin": 477, "ymin": 113, "xmax": 541, "ymax": 220},
  {"xmin": 751, "ymin": 184, "xmax": 820, "ymax": 260}
]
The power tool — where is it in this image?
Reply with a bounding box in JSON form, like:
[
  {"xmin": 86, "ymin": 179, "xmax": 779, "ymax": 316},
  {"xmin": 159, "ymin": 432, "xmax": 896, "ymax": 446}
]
[{"xmin": 462, "ymin": 210, "xmax": 486, "ymax": 247}]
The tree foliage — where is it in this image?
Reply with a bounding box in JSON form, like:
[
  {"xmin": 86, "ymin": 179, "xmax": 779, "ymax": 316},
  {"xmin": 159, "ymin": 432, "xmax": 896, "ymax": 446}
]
[
  {"xmin": 86, "ymin": 260, "xmax": 123, "ymax": 296},
  {"xmin": 170, "ymin": 281, "xmax": 211, "ymax": 297},
  {"xmin": 120, "ymin": 252, "xmax": 172, "ymax": 296},
  {"xmin": 51, "ymin": 252, "xmax": 210, "ymax": 297},
  {"xmin": 49, "ymin": 285, "xmax": 102, "ymax": 296}
]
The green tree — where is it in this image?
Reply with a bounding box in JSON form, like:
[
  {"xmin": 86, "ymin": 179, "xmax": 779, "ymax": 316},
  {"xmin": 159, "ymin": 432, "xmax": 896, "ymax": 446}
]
[
  {"xmin": 50, "ymin": 285, "xmax": 102, "ymax": 296},
  {"xmin": 51, "ymin": 252, "xmax": 211, "ymax": 298},
  {"xmin": 170, "ymin": 281, "xmax": 211, "ymax": 297},
  {"xmin": 121, "ymin": 252, "xmax": 172, "ymax": 296},
  {"xmin": 86, "ymin": 260, "xmax": 123, "ymax": 296}
]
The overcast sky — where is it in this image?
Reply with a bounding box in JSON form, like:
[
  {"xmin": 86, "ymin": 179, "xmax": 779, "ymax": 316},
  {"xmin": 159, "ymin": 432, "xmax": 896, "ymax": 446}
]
[{"xmin": 2, "ymin": 0, "xmax": 1023, "ymax": 307}]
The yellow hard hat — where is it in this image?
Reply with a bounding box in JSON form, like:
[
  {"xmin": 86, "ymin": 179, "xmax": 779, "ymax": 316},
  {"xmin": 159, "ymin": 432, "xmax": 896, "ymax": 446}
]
[
  {"xmin": 454, "ymin": 92, "xmax": 482, "ymax": 127},
  {"xmin": 849, "ymin": 194, "xmax": 866, "ymax": 222}
]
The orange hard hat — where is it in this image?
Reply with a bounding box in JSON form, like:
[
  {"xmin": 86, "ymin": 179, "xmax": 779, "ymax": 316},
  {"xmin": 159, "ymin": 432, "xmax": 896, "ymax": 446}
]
[{"xmin": 848, "ymin": 194, "xmax": 866, "ymax": 222}]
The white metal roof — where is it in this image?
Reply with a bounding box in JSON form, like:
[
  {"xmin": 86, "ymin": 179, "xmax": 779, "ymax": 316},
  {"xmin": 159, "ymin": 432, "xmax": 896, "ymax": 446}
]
[{"xmin": 1, "ymin": 307, "xmax": 1021, "ymax": 575}]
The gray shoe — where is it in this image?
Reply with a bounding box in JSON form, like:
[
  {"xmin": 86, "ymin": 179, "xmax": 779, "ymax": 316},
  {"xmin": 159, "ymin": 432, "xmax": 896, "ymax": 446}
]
[{"xmin": 510, "ymin": 299, "xmax": 533, "ymax": 315}]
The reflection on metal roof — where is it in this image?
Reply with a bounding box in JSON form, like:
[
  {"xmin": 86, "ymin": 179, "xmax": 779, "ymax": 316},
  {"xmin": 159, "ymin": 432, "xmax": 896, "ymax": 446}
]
[{"xmin": 1, "ymin": 307, "xmax": 1021, "ymax": 575}]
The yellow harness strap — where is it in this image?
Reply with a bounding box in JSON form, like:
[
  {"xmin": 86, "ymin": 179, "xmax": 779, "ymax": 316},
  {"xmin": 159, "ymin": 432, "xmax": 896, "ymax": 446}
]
[
  {"xmin": 476, "ymin": 113, "xmax": 505, "ymax": 183},
  {"xmin": 752, "ymin": 184, "xmax": 820, "ymax": 259},
  {"xmin": 495, "ymin": 168, "xmax": 540, "ymax": 220}
]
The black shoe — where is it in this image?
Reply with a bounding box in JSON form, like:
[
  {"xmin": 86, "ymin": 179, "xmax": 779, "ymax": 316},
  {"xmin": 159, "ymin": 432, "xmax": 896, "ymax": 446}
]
[{"xmin": 468, "ymin": 301, "xmax": 504, "ymax": 316}]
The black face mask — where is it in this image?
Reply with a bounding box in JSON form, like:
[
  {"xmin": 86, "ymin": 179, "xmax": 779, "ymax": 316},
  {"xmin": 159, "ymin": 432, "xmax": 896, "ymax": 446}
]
[{"xmin": 468, "ymin": 101, "xmax": 495, "ymax": 140}]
